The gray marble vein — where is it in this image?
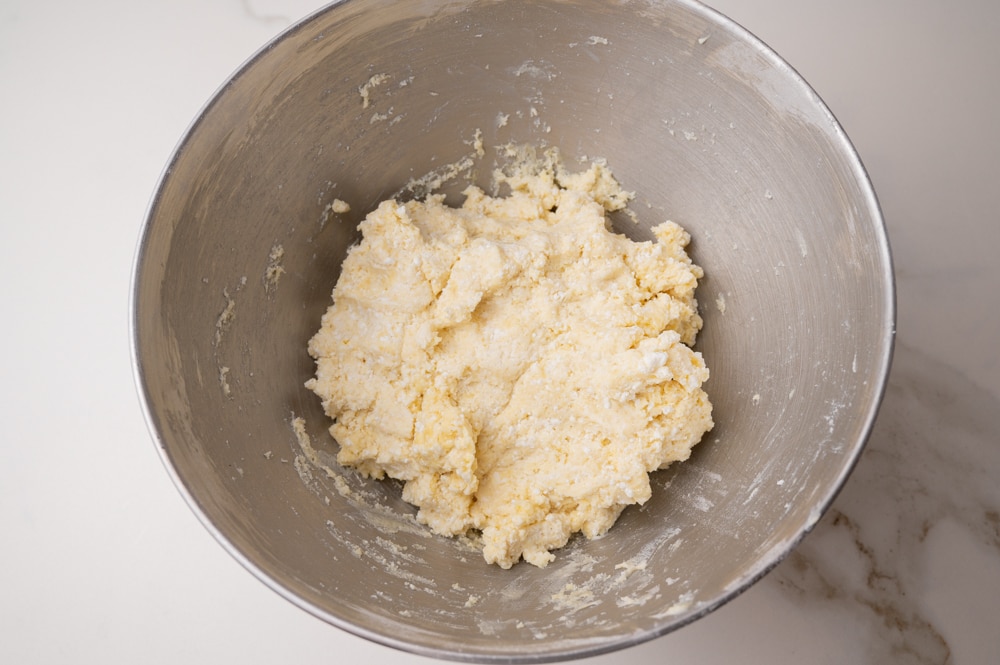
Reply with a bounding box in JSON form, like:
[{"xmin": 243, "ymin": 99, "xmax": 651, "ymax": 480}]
[{"xmin": 770, "ymin": 342, "xmax": 1000, "ymax": 663}]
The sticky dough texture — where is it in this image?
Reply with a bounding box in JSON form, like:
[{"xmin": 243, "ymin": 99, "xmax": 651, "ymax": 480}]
[{"xmin": 306, "ymin": 155, "xmax": 713, "ymax": 568}]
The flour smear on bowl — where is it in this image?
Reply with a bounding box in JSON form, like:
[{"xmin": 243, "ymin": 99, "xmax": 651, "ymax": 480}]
[{"xmin": 306, "ymin": 148, "xmax": 713, "ymax": 568}]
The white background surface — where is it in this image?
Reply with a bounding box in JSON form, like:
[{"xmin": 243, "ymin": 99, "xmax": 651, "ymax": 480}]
[{"xmin": 3, "ymin": 1, "xmax": 999, "ymax": 663}]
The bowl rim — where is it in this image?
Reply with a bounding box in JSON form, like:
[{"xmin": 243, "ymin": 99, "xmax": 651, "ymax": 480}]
[{"xmin": 129, "ymin": 0, "xmax": 896, "ymax": 661}]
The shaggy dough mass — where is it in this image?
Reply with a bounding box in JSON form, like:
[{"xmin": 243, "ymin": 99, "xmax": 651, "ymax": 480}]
[{"xmin": 306, "ymin": 154, "xmax": 713, "ymax": 568}]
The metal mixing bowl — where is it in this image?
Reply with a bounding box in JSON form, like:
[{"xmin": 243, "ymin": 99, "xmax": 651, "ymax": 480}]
[{"xmin": 130, "ymin": 0, "xmax": 894, "ymax": 661}]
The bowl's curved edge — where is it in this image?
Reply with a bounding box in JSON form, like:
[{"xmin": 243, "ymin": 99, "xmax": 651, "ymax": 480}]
[
  {"xmin": 128, "ymin": 0, "xmax": 897, "ymax": 662},
  {"xmin": 634, "ymin": 0, "xmax": 898, "ymax": 646},
  {"xmin": 125, "ymin": 0, "xmax": 415, "ymax": 658}
]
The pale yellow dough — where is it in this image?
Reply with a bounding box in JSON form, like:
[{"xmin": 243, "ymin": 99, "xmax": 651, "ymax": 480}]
[{"xmin": 306, "ymin": 153, "xmax": 713, "ymax": 568}]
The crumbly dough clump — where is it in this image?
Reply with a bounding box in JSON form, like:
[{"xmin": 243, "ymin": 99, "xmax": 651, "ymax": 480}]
[{"xmin": 306, "ymin": 153, "xmax": 713, "ymax": 568}]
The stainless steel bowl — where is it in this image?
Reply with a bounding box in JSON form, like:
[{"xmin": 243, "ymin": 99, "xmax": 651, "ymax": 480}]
[{"xmin": 131, "ymin": 0, "xmax": 894, "ymax": 661}]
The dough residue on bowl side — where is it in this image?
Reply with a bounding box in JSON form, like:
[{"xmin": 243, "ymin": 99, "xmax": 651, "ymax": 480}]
[{"xmin": 306, "ymin": 149, "xmax": 713, "ymax": 568}]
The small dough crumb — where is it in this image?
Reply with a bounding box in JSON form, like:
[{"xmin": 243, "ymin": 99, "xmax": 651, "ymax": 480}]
[
  {"xmin": 264, "ymin": 244, "xmax": 285, "ymax": 292},
  {"xmin": 359, "ymin": 73, "xmax": 390, "ymax": 109},
  {"xmin": 306, "ymin": 149, "xmax": 713, "ymax": 568},
  {"xmin": 214, "ymin": 288, "xmax": 236, "ymax": 346},
  {"xmin": 219, "ymin": 366, "xmax": 232, "ymax": 397},
  {"xmin": 321, "ymin": 199, "xmax": 351, "ymax": 229},
  {"xmin": 614, "ymin": 557, "xmax": 648, "ymax": 583},
  {"xmin": 471, "ymin": 128, "xmax": 485, "ymax": 158},
  {"xmin": 551, "ymin": 583, "xmax": 599, "ymax": 611}
]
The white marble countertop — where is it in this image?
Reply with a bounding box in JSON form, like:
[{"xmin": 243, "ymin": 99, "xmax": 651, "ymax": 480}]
[{"xmin": 2, "ymin": 1, "xmax": 998, "ymax": 663}]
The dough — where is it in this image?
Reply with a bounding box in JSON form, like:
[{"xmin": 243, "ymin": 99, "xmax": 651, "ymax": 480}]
[{"xmin": 306, "ymin": 151, "xmax": 713, "ymax": 568}]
